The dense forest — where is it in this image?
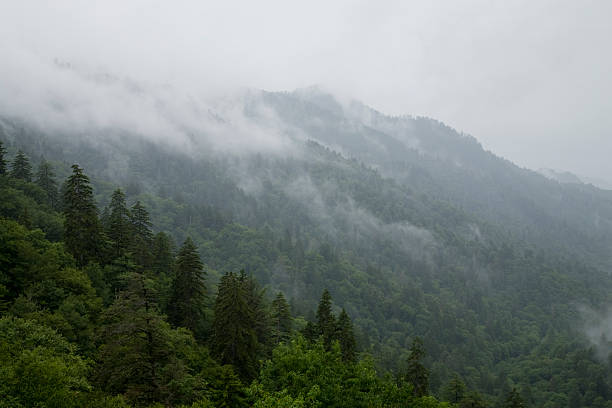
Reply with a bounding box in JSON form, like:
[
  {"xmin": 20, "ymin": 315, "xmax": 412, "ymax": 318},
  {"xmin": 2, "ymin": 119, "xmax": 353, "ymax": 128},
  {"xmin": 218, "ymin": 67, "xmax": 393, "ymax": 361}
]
[{"xmin": 2, "ymin": 89, "xmax": 612, "ymax": 407}]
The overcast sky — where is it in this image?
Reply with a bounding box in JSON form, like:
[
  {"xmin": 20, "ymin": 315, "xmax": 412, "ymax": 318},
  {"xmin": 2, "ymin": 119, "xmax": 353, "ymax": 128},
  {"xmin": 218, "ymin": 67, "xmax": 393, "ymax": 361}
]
[{"xmin": 1, "ymin": 1, "xmax": 611, "ymax": 180}]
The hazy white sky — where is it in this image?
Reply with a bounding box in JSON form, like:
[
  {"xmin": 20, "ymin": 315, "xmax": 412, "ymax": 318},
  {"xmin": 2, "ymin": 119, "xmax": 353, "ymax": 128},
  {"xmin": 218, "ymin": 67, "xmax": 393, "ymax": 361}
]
[{"xmin": 1, "ymin": 0, "xmax": 611, "ymax": 179}]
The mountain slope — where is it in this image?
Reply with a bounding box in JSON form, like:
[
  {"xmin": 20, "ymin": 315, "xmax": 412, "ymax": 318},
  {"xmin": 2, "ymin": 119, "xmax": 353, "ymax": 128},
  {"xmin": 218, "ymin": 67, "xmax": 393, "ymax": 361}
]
[{"xmin": 2, "ymin": 86, "xmax": 612, "ymax": 405}]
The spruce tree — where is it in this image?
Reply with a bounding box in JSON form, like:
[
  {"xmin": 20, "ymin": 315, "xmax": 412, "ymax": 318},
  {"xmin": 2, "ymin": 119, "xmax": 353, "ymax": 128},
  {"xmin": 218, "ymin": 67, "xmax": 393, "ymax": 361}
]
[
  {"xmin": 10, "ymin": 150, "xmax": 32, "ymax": 182},
  {"xmin": 211, "ymin": 271, "xmax": 258, "ymax": 381},
  {"xmin": 151, "ymin": 232, "xmax": 175, "ymax": 276},
  {"xmin": 336, "ymin": 308, "xmax": 357, "ymax": 362},
  {"xmin": 241, "ymin": 271, "xmax": 271, "ymax": 355},
  {"xmin": 270, "ymin": 292, "xmax": 292, "ymax": 345},
  {"xmin": 107, "ymin": 189, "xmax": 131, "ymax": 258},
  {"xmin": 95, "ymin": 271, "xmax": 190, "ymax": 406},
  {"xmin": 63, "ymin": 164, "xmax": 102, "ymax": 267},
  {"xmin": 402, "ymin": 337, "xmax": 429, "ymax": 397},
  {"xmin": 35, "ymin": 159, "xmax": 59, "ymax": 209},
  {"xmin": 316, "ymin": 289, "xmax": 336, "ymax": 349},
  {"xmin": 168, "ymin": 237, "xmax": 207, "ymax": 339},
  {"xmin": 0, "ymin": 140, "xmax": 7, "ymax": 175},
  {"xmin": 129, "ymin": 200, "xmax": 153, "ymax": 267}
]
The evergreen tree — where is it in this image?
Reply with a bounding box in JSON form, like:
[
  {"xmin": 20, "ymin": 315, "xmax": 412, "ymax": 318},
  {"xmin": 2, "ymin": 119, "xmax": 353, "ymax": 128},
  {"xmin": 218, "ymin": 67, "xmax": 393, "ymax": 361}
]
[
  {"xmin": 0, "ymin": 140, "xmax": 7, "ymax": 175},
  {"xmin": 460, "ymin": 392, "xmax": 488, "ymax": 408},
  {"xmin": 211, "ymin": 271, "xmax": 258, "ymax": 382},
  {"xmin": 402, "ymin": 337, "xmax": 429, "ymax": 397},
  {"xmin": 168, "ymin": 237, "xmax": 207, "ymax": 339},
  {"xmin": 316, "ymin": 289, "xmax": 336, "ymax": 349},
  {"xmin": 151, "ymin": 232, "xmax": 175, "ymax": 276},
  {"xmin": 443, "ymin": 374, "xmax": 466, "ymax": 404},
  {"xmin": 95, "ymin": 271, "xmax": 197, "ymax": 406},
  {"xmin": 129, "ymin": 201, "xmax": 153, "ymax": 267},
  {"xmin": 10, "ymin": 150, "xmax": 32, "ymax": 182},
  {"xmin": 63, "ymin": 164, "xmax": 102, "ymax": 267},
  {"xmin": 107, "ymin": 189, "xmax": 131, "ymax": 258},
  {"xmin": 336, "ymin": 308, "xmax": 357, "ymax": 362},
  {"xmin": 504, "ymin": 388, "xmax": 526, "ymax": 408},
  {"xmin": 270, "ymin": 292, "xmax": 292, "ymax": 345},
  {"xmin": 35, "ymin": 159, "xmax": 59, "ymax": 209},
  {"xmin": 302, "ymin": 321, "xmax": 318, "ymax": 343},
  {"xmin": 241, "ymin": 271, "xmax": 271, "ymax": 355}
]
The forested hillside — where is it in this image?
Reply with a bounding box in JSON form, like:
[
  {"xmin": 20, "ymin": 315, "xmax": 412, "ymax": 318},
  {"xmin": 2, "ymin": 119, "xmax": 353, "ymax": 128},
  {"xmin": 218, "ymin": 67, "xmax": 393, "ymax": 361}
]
[{"xmin": 2, "ymin": 88, "xmax": 612, "ymax": 407}]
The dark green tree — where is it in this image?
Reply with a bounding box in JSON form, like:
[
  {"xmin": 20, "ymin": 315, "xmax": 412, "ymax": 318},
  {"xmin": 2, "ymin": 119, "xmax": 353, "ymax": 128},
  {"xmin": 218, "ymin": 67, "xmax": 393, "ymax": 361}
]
[
  {"xmin": 336, "ymin": 308, "xmax": 357, "ymax": 362},
  {"xmin": 402, "ymin": 337, "xmax": 429, "ymax": 397},
  {"xmin": 107, "ymin": 189, "xmax": 131, "ymax": 258},
  {"xmin": 0, "ymin": 317, "xmax": 90, "ymax": 408},
  {"xmin": 270, "ymin": 292, "xmax": 292, "ymax": 345},
  {"xmin": 504, "ymin": 388, "xmax": 526, "ymax": 408},
  {"xmin": 35, "ymin": 159, "xmax": 59, "ymax": 209},
  {"xmin": 211, "ymin": 271, "xmax": 258, "ymax": 382},
  {"xmin": 316, "ymin": 289, "xmax": 336, "ymax": 349},
  {"xmin": 151, "ymin": 232, "xmax": 175, "ymax": 276},
  {"xmin": 241, "ymin": 272, "xmax": 271, "ymax": 356},
  {"xmin": 95, "ymin": 271, "xmax": 203, "ymax": 406},
  {"xmin": 301, "ymin": 321, "xmax": 318, "ymax": 343},
  {"xmin": 460, "ymin": 392, "xmax": 489, "ymax": 408},
  {"xmin": 62, "ymin": 164, "xmax": 102, "ymax": 267},
  {"xmin": 0, "ymin": 140, "xmax": 7, "ymax": 175},
  {"xmin": 129, "ymin": 201, "xmax": 153, "ymax": 267},
  {"xmin": 168, "ymin": 237, "xmax": 207, "ymax": 339},
  {"xmin": 443, "ymin": 374, "xmax": 466, "ymax": 404},
  {"xmin": 10, "ymin": 150, "xmax": 32, "ymax": 181}
]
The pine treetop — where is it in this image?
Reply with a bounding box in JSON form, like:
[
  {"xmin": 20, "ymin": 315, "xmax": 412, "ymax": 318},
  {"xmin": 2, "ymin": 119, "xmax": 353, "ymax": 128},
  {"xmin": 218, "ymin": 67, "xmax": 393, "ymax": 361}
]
[
  {"xmin": 11, "ymin": 150, "xmax": 32, "ymax": 182},
  {"xmin": 0, "ymin": 140, "xmax": 7, "ymax": 175}
]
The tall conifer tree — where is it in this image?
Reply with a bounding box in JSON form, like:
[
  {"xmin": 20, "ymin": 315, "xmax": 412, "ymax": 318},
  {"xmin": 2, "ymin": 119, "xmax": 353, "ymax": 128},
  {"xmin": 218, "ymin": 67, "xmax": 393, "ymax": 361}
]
[
  {"xmin": 63, "ymin": 164, "xmax": 102, "ymax": 267},
  {"xmin": 241, "ymin": 272, "xmax": 271, "ymax": 355},
  {"xmin": 316, "ymin": 289, "xmax": 336, "ymax": 349},
  {"xmin": 270, "ymin": 292, "xmax": 292, "ymax": 345},
  {"xmin": 0, "ymin": 140, "xmax": 7, "ymax": 175},
  {"xmin": 107, "ymin": 189, "xmax": 131, "ymax": 258},
  {"xmin": 336, "ymin": 308, "xmax": 357, "ymax": 362},
  {"xmin": 402, "ymin": 337, "xmax": 429, "ymax": 397},
  {"xmin": 35, "ymin": 159, "xmax": 59, "ymax": 209},
  {"xmin": 168, "ymin": 237, "xmax": 206, "ymax": 339},
  {"xmin": 129, "ymin": 200, "xmax": 153, "ymax": 267},
  {"xmin": 151, "ymin": 232, "xmax": 175, "ymax": 276},
  {"xmin": 211, "ymin": 271, "xmax": 258, "ymax": 381},
  {"xmin": 10, "ymin": 150, "xmax": 32, "ymax": 182},
  {"xmin": 95, "ymin": 271, "xmax": 189, "ymax": 406}
]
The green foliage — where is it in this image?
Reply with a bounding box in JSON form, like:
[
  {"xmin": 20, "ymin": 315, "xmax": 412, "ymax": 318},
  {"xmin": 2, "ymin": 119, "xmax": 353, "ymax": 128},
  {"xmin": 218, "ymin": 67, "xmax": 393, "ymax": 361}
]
[
  {"xmin": 10, "ymin": 150, "xmax": 32, "ymax": 182},
  {"xmin": 35, "ymin": 159, "xmax": 59, "ymax": 210},
  {"xmin": 168, "ymin": 237, "xmax": 207, "ymax": 339},
  {"xmin": 442, "ymin": 374, "xmax": 466, "ymax": 404},
  {"xmin": 106, "ymin": 189, "xmax": 131, "ymax": 259},
  {"xmin": 206, "ymin": 365, "xmax": 249, "ymax": 408},
  {"xmin": 503, "ymin": 388, "xmax": 525, "ymax": 408},
  {"xmin": 336, "ymin": 309, "xmax": 357, "ymax": 363},
  {"xmin": 129, "ymin": 200, "xmax": 154, "ymax": 266},
  {"xmin": 0, "ymin": 140, "xmax": 7, "ymax": 175},
  {"xmin": 95, "ymin": 271, "xmax": 207, "ymax": 406},
  {"xmin": 4, "ymin": 123, "xmax": 612, "ymax": 406},
  {"xmin": 253, "ymin": 336, "xmax": 449, "ymax": 408},
  {"xmin": 402, "ymin": 337, "xmax": 430, "ymax": 397},
  {"xmin": 211, "ymin": 271, "xmax": 258, "ymax": 382},
  {"xmin": 316, "ymin": 289, "xmax": 335, "ymax": 349},
  {"xmin": 271, "ymin": 292, "xmax": 292, "ymax": 345},
  {"xmin": 0, "ymin": 317, "xmax": 90, "ymax": 408},
  {"xmin": 63, "ymin": 164, "xmax": 103, "ymax": 266}
]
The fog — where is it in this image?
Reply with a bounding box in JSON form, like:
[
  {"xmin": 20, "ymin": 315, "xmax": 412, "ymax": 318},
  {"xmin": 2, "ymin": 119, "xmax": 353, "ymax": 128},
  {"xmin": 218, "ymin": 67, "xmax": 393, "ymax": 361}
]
[{"xmin": 1, "ymin": 1, "xmax": 611, "ymax": 180}]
